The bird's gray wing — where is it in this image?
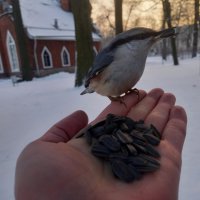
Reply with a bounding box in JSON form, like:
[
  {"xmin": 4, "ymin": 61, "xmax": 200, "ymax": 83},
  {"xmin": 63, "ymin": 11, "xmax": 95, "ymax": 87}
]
[
  {"xmin": 84, "ymin": 29, "xmax": 154, "ymax": 88},
  {"xmin": 85, "ymin": 47, "xmax": 114, "ymax": 87},
  {"xmin": 109, "ymin": 28, "xmax": 156, "ymax": 50},
  {"xmin": 108, "ymin": 27, "xmax": 177, "ymax": 50}
]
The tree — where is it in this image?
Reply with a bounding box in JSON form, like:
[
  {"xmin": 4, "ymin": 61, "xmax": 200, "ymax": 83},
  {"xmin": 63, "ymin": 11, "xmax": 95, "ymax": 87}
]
[
  {"xmin": 11, "ymin": 0, "xmax": 32, "ymax": 81},
  {"xmin": 161, "ymin": 15, "xmax": 167, "ymax": 61},
  {"xmin": 192, "ymin": 0, "xmax": 199, "ymax": 58},
  {"xmin": 162, "ymin": 0, "xmax": 179, "ymax": 65},
  {"xmin": 70, "ymin": 0, "xmax": 94, "ymax": 87},
  {"xmin": 114, "ymin": 0, "xmax": 123, "ymax": 34}
]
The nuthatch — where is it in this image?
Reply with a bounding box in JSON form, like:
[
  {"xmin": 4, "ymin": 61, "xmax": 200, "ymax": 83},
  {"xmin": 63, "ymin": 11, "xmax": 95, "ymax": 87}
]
[{"xmin": 81, "ymin": 27, "xmax": 177, "ymax": 101}]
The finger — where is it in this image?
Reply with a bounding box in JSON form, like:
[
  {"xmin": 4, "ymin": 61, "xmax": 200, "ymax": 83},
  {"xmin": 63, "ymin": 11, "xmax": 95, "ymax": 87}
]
[
  {"xmin": 91, "ymin": 90, "xmax": 146, "ymax": 124},
  {"xmin": 40, "ymin": 110, "xmax": 88, "ymax": 143},
  {"xmin": 145, "ymin": 93, "xmax": 176, "ymax": 134},
  {"xmin": 127, "ymin": 88, "xmax": 164, "ymax": 121},
  {"xmin": 162, "ymin": 106, "xmax": 187, "ymax": 153}
]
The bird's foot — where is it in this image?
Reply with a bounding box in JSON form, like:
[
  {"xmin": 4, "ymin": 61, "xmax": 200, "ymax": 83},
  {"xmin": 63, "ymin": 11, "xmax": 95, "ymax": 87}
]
[
  {"xmin": 108, "ymin": 96, "xmax": 127, "ymax": 107},
  {"xmin": 108, "ymin": 89, "xmax": 140, "ymax": 107},
  {"xmin": 125, "ymin": 88, "xmax": 140, "ymax": 100}
]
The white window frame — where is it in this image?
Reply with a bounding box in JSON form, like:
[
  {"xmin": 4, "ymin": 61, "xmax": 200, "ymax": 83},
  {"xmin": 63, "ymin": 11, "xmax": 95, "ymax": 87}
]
[
  {"xmin": 0, "ymin": 54, "xmax": 4, "ymax": 73},
  {"xmin": 6, "ymin": 31, "xmax": 20, "ymax": 72},
  {"xmin": 41, "ymin": 46, "xmax": 53, "ymax": 68},
  {"xmin": 61, "ymin": 47, "xmax": 71, "ymax": 67},
  {"xmin": 93, "ymin": 46, "xmax": 98, "ymax": 56}
]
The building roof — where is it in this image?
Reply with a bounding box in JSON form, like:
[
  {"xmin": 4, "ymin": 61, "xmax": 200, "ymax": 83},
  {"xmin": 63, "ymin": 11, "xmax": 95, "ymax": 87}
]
[{"xmin": 19, "ymin": 0, "xmax": 101, "ymax": 41}]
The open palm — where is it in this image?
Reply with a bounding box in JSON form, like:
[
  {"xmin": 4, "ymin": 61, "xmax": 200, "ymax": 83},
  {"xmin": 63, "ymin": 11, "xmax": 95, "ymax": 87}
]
[{"xmin": 15, "ymin": 88, "xmax": 187, "ymax": 200}]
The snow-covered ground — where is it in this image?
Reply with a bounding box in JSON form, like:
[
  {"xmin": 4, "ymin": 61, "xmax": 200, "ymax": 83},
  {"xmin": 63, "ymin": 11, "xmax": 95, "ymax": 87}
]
[{"xmin": 0, "ymin": 56, "xmax": 200, "ymax": 199}]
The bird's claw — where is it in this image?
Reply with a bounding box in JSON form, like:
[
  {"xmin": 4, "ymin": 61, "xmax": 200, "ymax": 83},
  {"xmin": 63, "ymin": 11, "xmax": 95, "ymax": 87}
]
[{"xmin": 108, "ymin": 89, "xmax": 140, "ymax": 108}]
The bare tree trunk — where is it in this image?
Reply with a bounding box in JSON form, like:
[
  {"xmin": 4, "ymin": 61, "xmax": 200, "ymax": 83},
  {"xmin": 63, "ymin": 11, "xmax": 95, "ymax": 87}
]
[
  {"xmin": 11, "ymin": 0, "xmax": 32, "ymax": 81},
  {"xmin": 162, "ymin": 0, "xmax": 179, "ymax": 65},
  {"xmin": 161, "ymin": 14, "xmax": 167, "ymax": 60},
  {"xmin": 114, "ymin": 0, "xmax": 123, "ymax": 35},
  {"xmin": 192, "ymin": 0, "xmax": 199, "ymax": 58},
  {"xmin": 70, "ymin": 0, "xmax": 94, "ymax": 87}
]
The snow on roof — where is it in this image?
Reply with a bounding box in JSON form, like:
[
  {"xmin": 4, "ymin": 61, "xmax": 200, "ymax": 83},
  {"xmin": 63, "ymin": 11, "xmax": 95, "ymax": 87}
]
[{"xmin": 19, "ymin": 0, "xmax": 101, "ymax": 41}]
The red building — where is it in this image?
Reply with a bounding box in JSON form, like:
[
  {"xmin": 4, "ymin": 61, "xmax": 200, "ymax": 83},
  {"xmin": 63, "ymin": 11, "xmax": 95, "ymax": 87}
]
[{"xmin": 0, "ymin": 0, "xmax": 101, "ymax": 78}]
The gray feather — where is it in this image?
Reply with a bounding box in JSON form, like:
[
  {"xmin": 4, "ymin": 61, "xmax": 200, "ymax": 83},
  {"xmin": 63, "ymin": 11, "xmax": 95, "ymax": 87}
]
[
  {"xmin": 85, "ymin": 47, "xmax": 114, "ymax": 87},
  {"xmin": 84, "ymin": 27, "xmax": 177, "ymax": 89}
]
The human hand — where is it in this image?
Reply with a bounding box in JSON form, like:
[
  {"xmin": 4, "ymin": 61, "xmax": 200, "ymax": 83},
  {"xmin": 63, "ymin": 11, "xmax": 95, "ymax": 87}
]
[{"xmin": 15, "ymin": 88, "xmax": 187, "ymax": 200}]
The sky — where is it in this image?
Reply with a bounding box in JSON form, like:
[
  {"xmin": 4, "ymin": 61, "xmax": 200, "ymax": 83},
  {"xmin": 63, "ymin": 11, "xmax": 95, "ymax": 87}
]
[
  {"xmin": 91, "ymin": 0, "xmax": 194, "ymax": 35},
  {"xmin": 91, "ymin": 0, "xmax": 163, "ymax": 35}
]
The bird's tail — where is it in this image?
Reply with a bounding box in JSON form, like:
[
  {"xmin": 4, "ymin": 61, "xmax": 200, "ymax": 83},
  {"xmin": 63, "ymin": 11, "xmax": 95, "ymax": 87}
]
[{"xmin": 157, "ymin": 27, "xmax": 178, "ymax": 39}]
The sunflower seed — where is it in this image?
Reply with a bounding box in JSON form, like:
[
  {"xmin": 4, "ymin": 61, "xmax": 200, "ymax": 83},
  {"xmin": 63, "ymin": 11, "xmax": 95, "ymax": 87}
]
[
  {"xmin": 139, "ymin": 154, "xmax": 160, "ymax": 166},
  {"xmin": 104, "ymin": 123, "xmax": 118, "ymax": 134},
  {"xmin": 84, "ymin": 114, "xmax": 161, "ymax": 183},
  {"xmin": 120, "ymin": 123, "xmax": 130, "ymax": 132},
  {"xmin": 133, "ymin": 143, "xmax": 148, "ymax": 154},
  {"xmin": 150, "ymin": 124, "xmax": 161, "ymax": 139},
  {"xmin": 90, "ymin": 120, "xmax": 105, "ymax": 130},
  {"xmin": 132, "ymin": 138, "xmax": 146, "ymax": 146},
  {"xmin": 120, "ymin": 145, "xmax": 129, "ymax": 156},
  {"xmin": 110, "ymin": 159, "xmax": 136, "ymax": 182},
  {"xmin": 127, "ymin": 164, "xmax": 142, "ymax": 180},
  {"xmin": 84, "ymin": 130, "xmax": 93, "ymax": 145},
  {"xmin": 134, "ymin": 159, "xmax": 160, "ymax": 173},
  {"xmin": 143, "ymin": 132, "xmax": 160, "ymax": 146},
  {"xmin": 91, "ymin": 142, "xmax": 111, "ymax": 158},
  {"xmin": 134, "ymin": 165, "xmax": 159, "ymax": 173},
  {"xmin": 134, "ymin": 123, "xmax": 149, "ymax": 131},
  {"xmin": 126, "ymin": 144, "xmax": 138, "ymax": 156},
  {"xmin": 123, "ymin": 118, "xmax": 136, "ymax": 131},
  {"xmin": 138, "ymin": 119, "xmax": 145, "ymax": 124},
  {"xmin": 99, "ymin": 135, "xmax": 121, "ymax": 152},
  {"xmin": 130, "ymin": 130, "xmax": 147, "ymax": 142},
  {"xmin": 128, "ymin": 156, "xmax": 148, "ymax": 166},
  {"xmin": 106, "ymin": 113, "xmax": 117, "ymax": 121},
  {"xmin": 109, "ymin": 153, "xmax": 129, "ymax": 162},
  {"xmin": 89, "ymin": 126, "xmax": 105, "ymax": 138},
  {"xmin": 145, "ymin": 144, "xmax": 160, "ymax": 158},
  {"xmin": 114, "ymin": 130, "xmax": 134, "ymax": 144}
]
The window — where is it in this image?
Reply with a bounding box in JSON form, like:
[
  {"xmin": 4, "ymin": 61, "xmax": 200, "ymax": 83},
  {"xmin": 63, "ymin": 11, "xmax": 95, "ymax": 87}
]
[
  {"xmin": 41, "ymin": 47, "xmax": 53, "ymax": 68},
  {"xmin": 61, "ymin": 47, "xmax": 71, "ymax": 67},
  {"xmin": 0, "ymin": 54, "xmax": 4, "ymax": 73},
  {"xmin": 93, "ymin": 46, "xmax": 98, "ymax": 56},
  {"xmin": 6, "ymin": 31, "xmax": 20, "ymax": 72}
]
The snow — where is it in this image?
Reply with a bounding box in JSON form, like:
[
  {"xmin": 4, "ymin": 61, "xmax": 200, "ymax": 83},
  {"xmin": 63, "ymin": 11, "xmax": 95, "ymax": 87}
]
[
  {"xmin": 0, "ymin": 56, "xmax": 200, "ymax": 199},
  {"xmin": 19, "ymin": 0, "xmax": 101, "ymax": 41}
]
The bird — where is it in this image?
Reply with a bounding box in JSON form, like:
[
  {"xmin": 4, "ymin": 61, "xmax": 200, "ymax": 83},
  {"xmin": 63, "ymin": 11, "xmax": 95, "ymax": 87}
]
[{"xmin": 80, "ymin": 27, "xmax": 177, "ymax": 102}]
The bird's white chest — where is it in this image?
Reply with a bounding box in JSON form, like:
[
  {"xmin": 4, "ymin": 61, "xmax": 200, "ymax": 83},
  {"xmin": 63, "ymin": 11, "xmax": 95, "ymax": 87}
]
[{"xmin": 90, "ymin": 41, "xmax": 150, "ymax": 97}]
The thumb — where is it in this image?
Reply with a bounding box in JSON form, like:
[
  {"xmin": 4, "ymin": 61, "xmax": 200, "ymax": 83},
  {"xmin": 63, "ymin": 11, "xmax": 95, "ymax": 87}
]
[{"xmin": 40, "ymin": 110, "xmax": 88, "ymax": 143}]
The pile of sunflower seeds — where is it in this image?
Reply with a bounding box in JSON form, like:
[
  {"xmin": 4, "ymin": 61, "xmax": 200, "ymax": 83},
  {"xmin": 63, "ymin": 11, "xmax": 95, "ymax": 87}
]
[{"xmin": 82, "ymin": 114, "xmax": 161, "ymax": 182}]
